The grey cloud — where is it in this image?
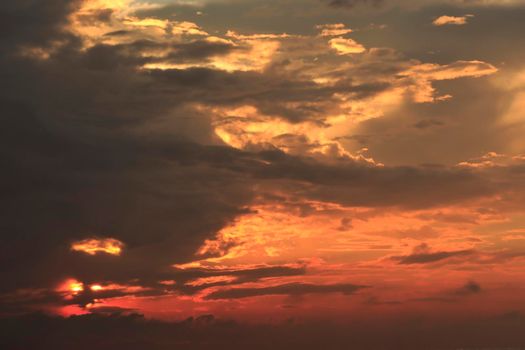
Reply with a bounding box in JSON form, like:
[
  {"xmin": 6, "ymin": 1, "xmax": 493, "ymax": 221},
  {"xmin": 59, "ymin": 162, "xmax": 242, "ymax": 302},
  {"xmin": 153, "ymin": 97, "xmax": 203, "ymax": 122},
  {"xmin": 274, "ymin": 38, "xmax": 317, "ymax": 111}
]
[
  {"xmin": 390, "ymin": 245, "xmax": 525, "ymax": 267},
  {"xmin": 413, "ymin": 119, "xmax": 445, "ymax": 129},
  {"xmin": 82, "ymin": 39, "xmax": 240, "ymax": 71},
  {"xmin": 0, "ymin": 0, "xmax": 80, "ymax": 51},
  {"xmin": 321, "ymin": 0, "xmax": 384, "ymax": 8},
  {"xmin": 409, "ymin": 280, "xmax": 483, "ymax": 303},
  {"xmin": 407, "ymin": 281, "xmax": 483, "ymax": 304},
  {"xmin": 147, "ymin": 67, "xmax": 390, "ymax": 124},
  {"xmin": 104, "ymin": 30, "xmax": 131, "ymax": 37},
  {"xmin": 393, "ymin": 249, "xmax": 475, "ymax": 264},
  {"xmin": 76, "ymin": 8, "xmax": 114, "ymax": 25},
  {"xmin": 251, "ymin": 151, "xmax": 496, "ymax": 208},
  {"xmin": 453, "ymin": 281, "xmax": 482, "ymax": 296}
]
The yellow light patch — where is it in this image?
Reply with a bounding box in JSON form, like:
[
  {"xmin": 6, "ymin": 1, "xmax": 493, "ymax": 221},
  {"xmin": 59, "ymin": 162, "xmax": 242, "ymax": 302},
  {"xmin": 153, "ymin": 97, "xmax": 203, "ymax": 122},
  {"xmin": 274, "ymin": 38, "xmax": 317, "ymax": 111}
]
[
  {"xmin": 90, "ymin": 284, "xmax": 104, "ymax": 291},
  {"xmin": 71, "ymin": 238, "xmax": 124, "ymax": 256},
  {"xmin": 329, "ymin": 37, "xmax": 366, "ymax": 55}
]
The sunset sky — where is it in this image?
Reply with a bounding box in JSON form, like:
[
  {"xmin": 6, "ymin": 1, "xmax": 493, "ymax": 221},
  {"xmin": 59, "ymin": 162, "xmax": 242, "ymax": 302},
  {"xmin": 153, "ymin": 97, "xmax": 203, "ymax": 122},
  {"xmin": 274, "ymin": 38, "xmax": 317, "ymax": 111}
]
[{"xmin": 2, "ymin": 0, "xmax": 525, "ymax": 349}]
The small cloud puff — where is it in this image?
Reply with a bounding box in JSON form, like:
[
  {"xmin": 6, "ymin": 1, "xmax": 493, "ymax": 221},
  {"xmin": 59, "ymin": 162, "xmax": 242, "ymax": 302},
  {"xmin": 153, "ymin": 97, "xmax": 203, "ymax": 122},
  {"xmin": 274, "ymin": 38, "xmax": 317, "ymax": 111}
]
[{"xmin": 433, "ymin": 15, "xmax": 474, "ymax": 26}]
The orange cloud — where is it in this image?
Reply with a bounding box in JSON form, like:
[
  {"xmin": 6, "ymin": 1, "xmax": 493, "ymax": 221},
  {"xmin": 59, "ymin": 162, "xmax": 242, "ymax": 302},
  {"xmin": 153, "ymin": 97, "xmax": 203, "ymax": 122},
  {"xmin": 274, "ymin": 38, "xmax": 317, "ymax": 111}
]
[
  {"xmin": 402, "ymin": 60, "xmax": 498, "ymax": 102},
  {"xmin": 186, "ymin": 276, "xmax": 237, "ymax": 287},
  {"xmin": 316, "ymin": 23, "xmax": 353, "ymax": 36},
  {"xmin": 408, "ymin": 60, "xmax": 497, "ymax": 81},
  {"xmin": 457, "ymin": 152, "xmax": 525, "ymax": 168},
  {"xmin": 71, "ymin": 238, "xmax": 124, "ymax": 256},
  {"xmin": 329, "ymin": 37, "xmax": 366, "ymax": 55},
  {"xmin": 433, "ymin": 15, "xmax": 474, "ymax": 26}
]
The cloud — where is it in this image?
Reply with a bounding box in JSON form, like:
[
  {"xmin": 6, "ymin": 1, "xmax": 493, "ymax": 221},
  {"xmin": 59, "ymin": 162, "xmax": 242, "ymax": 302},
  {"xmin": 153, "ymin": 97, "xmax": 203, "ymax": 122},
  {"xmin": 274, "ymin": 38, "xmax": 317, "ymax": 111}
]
[
  {"xmin": 457, "ymin": 152, "xmax": 525, "ymax": 168},
  {"xmin": 71, "ymin": 238, "xmax": 124, "ymax": 256},
  {"xmin": 328, "ymin": 37, "xmax": 366, "ymax": 54},
  {"xmin": 205, "ymin": 282, "xmax": 367, "ymax": 299},
  {"xmin": 0, "ymin": 263, "xmax": 308, "ymax": 312},
  {"xmin": 322, "ymin": 0, "xmax": 525, "ymax": 10},
  {"xmin": 395, "ymin": 250, "xmax": 475, "ymax": 264},
  {"xmin": 392, "ymin": 243, "xmax": 475, "ymax": 264},
  {"xmin": 168, "ymin": 264, "xmax": 308, "ymax": 296},
  {"xmin": 249, "ymin": 152, "xmax": 497, "ymax": 208},
  {"xmin": 0, "ymin": 0, "xmax": 80, "ymax": 51},
  {"xmin": 1, "ymin": 0, "xmax": 524, "ymax": 328},
  {"xmin": 453, "ymin": 281, "xmax": 482, "ymax": 296},
  {"xmin": 433, "ymin": 15, "xmax": 474, "ymax": 26},
  {"xmin": 407, "ymin": 60, "xmax": 498, "ymax": 80},
  {"xmin": 408, "ymin": 281, "xmax": 483, "ymax": 304},
  {"xmin": 321, "ymin": 0, "xmax": 384, "ymax": 8},
  {"xmin": 316, "ymin": 23, "xmax": 353, "ymax": 36},
  {"xmin": 413, "ymin": 119, "xmax": 445, "ymax": 129}
]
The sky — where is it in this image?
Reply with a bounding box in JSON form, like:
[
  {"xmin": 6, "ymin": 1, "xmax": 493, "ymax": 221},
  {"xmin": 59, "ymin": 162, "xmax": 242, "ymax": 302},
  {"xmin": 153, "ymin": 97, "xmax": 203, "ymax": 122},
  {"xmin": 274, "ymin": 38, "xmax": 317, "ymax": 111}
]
[{"xmin": 1, "ymin": 0, "xmax": 525, "ymax": 349}]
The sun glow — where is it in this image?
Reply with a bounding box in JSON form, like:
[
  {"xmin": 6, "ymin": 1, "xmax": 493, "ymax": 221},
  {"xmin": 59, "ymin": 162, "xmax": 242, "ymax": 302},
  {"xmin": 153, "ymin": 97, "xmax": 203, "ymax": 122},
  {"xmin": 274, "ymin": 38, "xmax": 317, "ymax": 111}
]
[
  {"xmin": 57, "ymin": 279, "xmax": 85, "ymax": 295},
  {"xmin": 90, "ymin": 284, "xmax": 104, "ymax": 291},
  {"xmin": 70, "ymin": 282, "xmax": 84, "ymax": 293}
]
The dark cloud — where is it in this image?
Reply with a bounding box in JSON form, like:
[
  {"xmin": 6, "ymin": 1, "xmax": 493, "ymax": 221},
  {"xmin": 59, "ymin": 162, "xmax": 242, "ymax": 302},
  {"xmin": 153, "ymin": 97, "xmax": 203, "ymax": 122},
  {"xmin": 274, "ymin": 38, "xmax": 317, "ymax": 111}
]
[
  {"xmin": 390, "ymin": 245, "xmax": 525, "ymax": 267},
  {"xmin": 104, "ymin": 30, "xmax": 131, "ymax": 37},
  {"xmin": 0, "ymin": 1, "xmax": 284, "ymax": 302},
  {"xmin": 409, "ymin": 281, "xmax": 483, "ymax": 304},
  {"xmin": 0, "ymin": 0, "xmax": 79, "ymax": 51},
  {"xmin": 413, "ymin": 119, "xmax": 445, "ymax": 129},
  {"xmin": 453, "ymin": 281, "xmax": 482, "ymax": 296},
  {"xmin": 333, "ymin": 134, "xmax": 373, "ymax": 146},
  {"xmin": 392, "ymin": 244, "xmax": 475, "ymax": 264},
  {"xmin": 251, "ymin": 150, "xmax": 496, "ymax": 208},
  {"xmin": 76, "ymin": 8, "xmax": 114, "ymax": 25},
  {"xmin": 144, "ymin": 67, "xmax": 390, "ymax": 123},
  {"xmin": 205, "ymin": 282, "xmax": 367, "ymax": 299},
  {"xmin": 321, "ymin": 0, "xmax": 384, "ymax": 9},
  {"xmin": 87, "ymin": 306, "xmax": 139, "ymax": 316},
  {"xmin": 81, "ymin": 39, "xmax": 240, "ymax": 71},
  {"xmin": 411, "ymin": 296, "xmax": 458, "ymax": 303}
]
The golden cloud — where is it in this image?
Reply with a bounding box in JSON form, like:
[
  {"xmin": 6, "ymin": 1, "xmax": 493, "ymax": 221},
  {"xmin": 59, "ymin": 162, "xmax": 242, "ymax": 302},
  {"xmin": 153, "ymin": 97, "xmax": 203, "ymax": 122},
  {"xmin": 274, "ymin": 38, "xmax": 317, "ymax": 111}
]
[
  {"xmin": 329, "ymin": 37, "xmax": 366, "ymax": 55},
  {"xmin": 316, "ymin": 23, "xmax": 354, "ymax": 37},
  {"xmin": 71, "ymin": 238, "xmax": 124, "ymax": 256},
  {"xmin": 433, "ymin": 15, "xmax": 474, "ymax": 26}
]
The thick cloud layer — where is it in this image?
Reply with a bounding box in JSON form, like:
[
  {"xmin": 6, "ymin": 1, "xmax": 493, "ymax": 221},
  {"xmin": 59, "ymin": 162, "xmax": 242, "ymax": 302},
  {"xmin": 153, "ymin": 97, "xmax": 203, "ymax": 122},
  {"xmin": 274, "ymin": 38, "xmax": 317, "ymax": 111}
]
[{"xmin": 2, "ymin": 2, "xmax": 525, "ymax": 348}]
